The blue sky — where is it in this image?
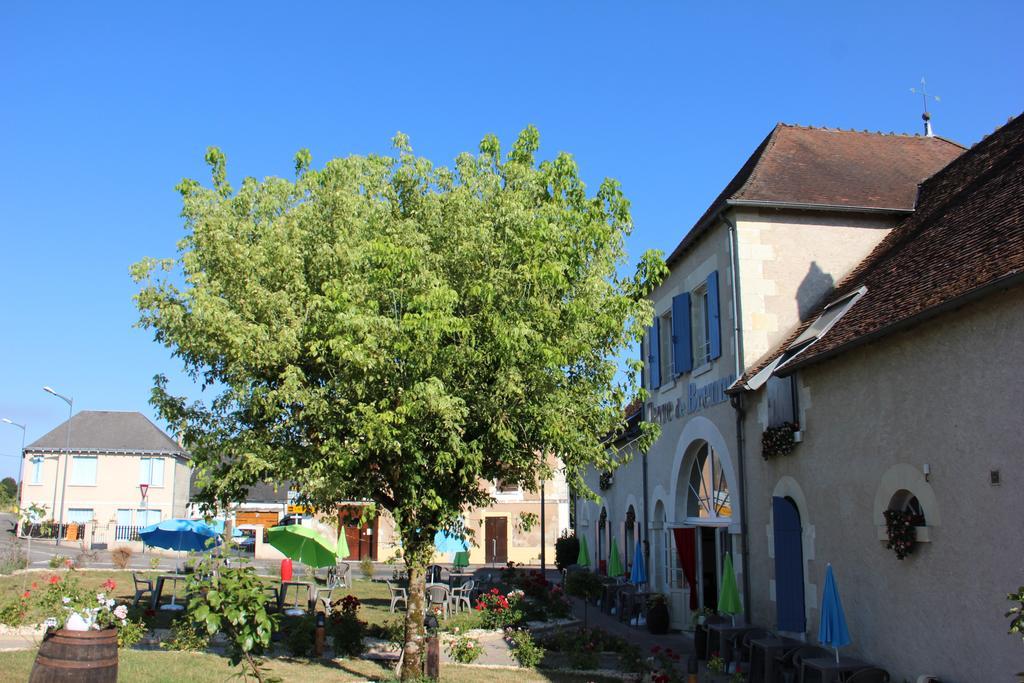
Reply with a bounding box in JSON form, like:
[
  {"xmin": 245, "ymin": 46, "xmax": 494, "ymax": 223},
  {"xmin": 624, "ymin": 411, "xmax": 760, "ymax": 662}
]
[{"xmin": 1, "ymin": 2, "xmax": 1021, "ymax": 480}]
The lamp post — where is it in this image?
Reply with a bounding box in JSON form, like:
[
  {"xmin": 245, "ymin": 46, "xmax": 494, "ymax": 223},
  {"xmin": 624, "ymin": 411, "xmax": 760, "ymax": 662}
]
[
  {"xmin": 1, "ymin": 418, "xmax": 26, "ymax": 479},
  {"xmin": 43, "ymin": 386, "xmax": 73, "ymax": 547}
]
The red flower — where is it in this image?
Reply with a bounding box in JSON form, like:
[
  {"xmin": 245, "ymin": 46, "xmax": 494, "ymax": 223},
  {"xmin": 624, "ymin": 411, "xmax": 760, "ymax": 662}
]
[
  {"xmin": 48, "ymin": 575, "xmax": 60, "ymax": 584},
  {"xmin": 102, "ymin": 579, "xmax": 117, "ymax": 591},
  {"xmin": 474, "ymin": 602, "xmax": 484, "ymax": 611},
  {"xmin": 490, "ymin": 588, "xmax": 500, "ymax": 595},
  {"xmin": 144, "ymin": 608, "xmax": 156, "ymax": 617},
  {"xmin": 651, "ymin": 645, "xmax": 661, "ymax": 654},
  {"xmin": 31, "ymin": 582, "xmax": 38, "ymax": 589},
  {"xmin": 21, "ymin": 591, "xmax": 30, "ymax": 599}
]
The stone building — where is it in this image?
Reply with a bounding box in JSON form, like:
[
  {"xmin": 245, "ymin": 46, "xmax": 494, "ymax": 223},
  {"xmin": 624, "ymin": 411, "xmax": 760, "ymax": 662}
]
[
  {"xmin": 730, "ymin": 113, "xmax": 1024, "ymax": 681},
  {"xmin": 579, "ymin": 123, "xmax": 962, "ymax": 629}
]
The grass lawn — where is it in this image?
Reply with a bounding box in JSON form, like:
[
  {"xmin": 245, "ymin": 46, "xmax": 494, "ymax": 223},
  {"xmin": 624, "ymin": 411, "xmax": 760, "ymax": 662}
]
[{"xmin": 0, "ymin": 649, "xmax": 627, "ymax": 682}]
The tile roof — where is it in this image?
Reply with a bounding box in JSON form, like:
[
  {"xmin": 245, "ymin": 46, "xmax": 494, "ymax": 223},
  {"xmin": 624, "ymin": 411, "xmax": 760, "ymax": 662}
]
[
  {"xmin": 26, "ymin": 410, "xmax": 187, "ymax": 456},
  {"xmin": 667, "ymin": 124, "xmax": 964, "ymax": 266},
  {"xmin": 734, "ymin": 113, "xmax": 1024, "ymax": 387}
]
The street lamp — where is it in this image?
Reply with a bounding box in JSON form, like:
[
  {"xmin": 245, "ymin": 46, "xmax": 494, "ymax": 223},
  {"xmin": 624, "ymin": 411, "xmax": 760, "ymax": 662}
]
[
  {"xmin": 1, "ymin": 419, "xmax": 26, "ymax": 501},
  {"xmin": 43, "ymin": 386, "xmax": 73, "ymax": 547}
]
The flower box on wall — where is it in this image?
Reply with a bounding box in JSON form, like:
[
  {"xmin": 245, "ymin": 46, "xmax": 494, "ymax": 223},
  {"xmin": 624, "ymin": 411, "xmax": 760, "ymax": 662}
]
[{"xmin": 876, "ymin": 525, "xmax": 930, "ymax": 543}]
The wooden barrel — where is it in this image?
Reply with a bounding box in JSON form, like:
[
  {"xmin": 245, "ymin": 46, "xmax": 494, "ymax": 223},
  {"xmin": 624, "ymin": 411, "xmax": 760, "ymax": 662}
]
[{"xmin": 29, "ymin": 628, "xmax": 119, "ymax": 682}]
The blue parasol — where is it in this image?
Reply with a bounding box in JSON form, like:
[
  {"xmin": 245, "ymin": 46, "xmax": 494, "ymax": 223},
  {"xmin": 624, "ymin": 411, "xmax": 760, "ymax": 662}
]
[
  {"xmin": 139, "ymin": 519, "xmax": 221, "ymax": 552},
  {"xmin": 433, "ymin": 529, "xmax": 468, "ymax": 556},
  {"xmin": 818, "ymin": 563, "xmax": 852, "ymax": 663},
  {"xmin": 629, "ymin": 540, "xmax": 647, "ymax": 586}
]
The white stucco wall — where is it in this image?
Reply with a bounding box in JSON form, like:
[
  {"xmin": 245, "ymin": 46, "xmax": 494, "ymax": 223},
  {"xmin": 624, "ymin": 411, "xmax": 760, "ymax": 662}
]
[{"xmin": 744, "ymin": 284, "xmax": 1024, "ymax": 681}]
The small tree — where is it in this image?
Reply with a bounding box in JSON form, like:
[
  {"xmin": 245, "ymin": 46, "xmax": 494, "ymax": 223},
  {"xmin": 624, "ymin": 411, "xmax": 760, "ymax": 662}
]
[
  {"xmin": 19, "ymin": 503, "xmax": 47, "ymax": 591},
  {"xmin": 132, "ymin": 127, "xmax": 664, "ymax": 677}
]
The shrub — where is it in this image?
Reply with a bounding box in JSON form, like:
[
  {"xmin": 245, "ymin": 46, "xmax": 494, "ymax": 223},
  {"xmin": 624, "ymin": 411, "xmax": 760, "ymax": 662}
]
[
  {"xmin": 327, "ymin": 595, "xmax": 366, "ymax": 657},
  {"xmin": 283, "ymin": 614, "xmax": 316, "ymax": 658},
  {"xmin": 0, "ymin": 544, "xmax": 28, "ymax": 575},
  {"xmin": 0, "ymin": 599, "xmax": 28, "ymax": 626},
  {"xmin": 149, "ymin": 556, "xmax": 161, "ymax": 570},
  {"xmin": 505, "ymin": 627, "xmax": 544, "ymax": 668},
  {"xmin": 74, "ymin": 550, "xmax": 97, "ymax": 569},
  {"xmin": 359, "ymin": 557, "xmax": 374, "ymax": 581},
  {"xmin": 366, "ymin": 618, "xmax": 404, "ymax": 648},
  {"xmin": 161, "ymin": 616, "xmax": 210, "ymax": 651},
  {"xmin": 48, "ymin": 554, "xmax": 66, "ymax": 569},
  {"xmin": 474, "ymin": 588, "xmax": 523, "ymax": 629},
  {"xmin": 445, "ymin": 632, "xmax": 484, "ymax": 663},
  {"xmin": 110, "ymin": 547, "xmax": 133, "ymax": 570},
  {"xmin": 564, "ymin": 570, "xmax": 604, "ymax": 602},
  {"xmin": 117, "ymin": 617, "xmax": 148, "ymax": 648}
]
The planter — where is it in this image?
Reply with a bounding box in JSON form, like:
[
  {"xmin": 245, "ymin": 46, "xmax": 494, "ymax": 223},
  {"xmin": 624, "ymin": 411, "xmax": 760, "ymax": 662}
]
[
  {"xmin": 646, "ymin": 602, "xmax": 670, "ymax": 635},
  {"xmin": 30, "ymin": 627, "xmax": 118, "ymax": 682},
  {"xmin": 694, "ymin": 624, "xmax": 708, "ymax": 659}
]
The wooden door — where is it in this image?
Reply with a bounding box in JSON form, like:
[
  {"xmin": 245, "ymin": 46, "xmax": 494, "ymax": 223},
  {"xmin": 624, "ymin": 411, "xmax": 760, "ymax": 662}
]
[
  {"xmin": 484, "ymin": 517, "xmax": 507, "ymax": 564},
  {"xmin": 773, "ymin": 496, "xmax": 806, "ymax": 632}
]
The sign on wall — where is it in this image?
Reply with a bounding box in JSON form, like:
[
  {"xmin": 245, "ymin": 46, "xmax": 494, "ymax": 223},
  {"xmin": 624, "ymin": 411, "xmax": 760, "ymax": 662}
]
[{"xmin": 647, "ymin": 375, "xmax": 735, "ymax": 425}]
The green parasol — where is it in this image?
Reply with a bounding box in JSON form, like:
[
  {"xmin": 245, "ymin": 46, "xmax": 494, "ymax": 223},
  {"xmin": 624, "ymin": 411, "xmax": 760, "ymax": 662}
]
[
  {"xmin": 718, "ymin": 552, "xmax": 742, "ymax": 623},
  {"xmin": 607, "ymin": 537, "xmax": 624, "ymax": 577},
  {"xmin": 577, "ymin": 535, "xmax": 590, "ymax": 567},
  {"xmin": 268, "ymin": 525, "xmax": 340, "ymax": 568},
  {"xmin": 336, "ymin": 528, "xmax": 350, "ymax": 559}
]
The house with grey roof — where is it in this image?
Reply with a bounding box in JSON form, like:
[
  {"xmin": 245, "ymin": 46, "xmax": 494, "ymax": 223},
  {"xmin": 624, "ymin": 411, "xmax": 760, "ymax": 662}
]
[{"xmin": 20, "ymin": 410, "xmax": 191, "ymax": 547}]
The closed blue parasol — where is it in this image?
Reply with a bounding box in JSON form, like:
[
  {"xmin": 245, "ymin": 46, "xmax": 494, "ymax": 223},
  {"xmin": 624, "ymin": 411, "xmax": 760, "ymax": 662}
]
[
  {"xmin": 629, "ymin": 540, "xmax": 647, "ymax": 586},
  {"xmin": 818, "ymin": 563, "xmax": 852, "ymax": 663},
  {"xmin": 139, "ymin": 519, "xmax": 221, "ymax": 552}
]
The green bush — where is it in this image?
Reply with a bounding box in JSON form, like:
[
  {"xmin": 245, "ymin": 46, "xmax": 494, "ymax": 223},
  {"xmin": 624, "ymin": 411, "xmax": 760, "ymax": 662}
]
[
  {"xmin": 283, "ymin": 614, "xmax": 316, "ymax": 658},
  {"xmin": 554, "ymin": 532, "xmax": 580, "ymax": 571},
  {"xmin": 359, "ymin": 557, "xmax": 374, "ymax": 581},
  {"xmin": 327, "ymin": 595, "xmax": 366, "ymax": 658},
  {"xmin": 445, "ymin": 633, "xmax": 484, "ymax": 663},
  {"xmin": 117, "ymin": 618, "xmax": 148, "ymax": 649},
  {"xmin": 506, "ymin": 627, "xmax": 544, "ymax": 668},
  {"xmin": 48, "ymin": 554, "xmax": 67, "ymax": 569},
  {"xmin": 564, "ymin": 570, "xmax": 603, "ymax": 602},
  {"xmin": 160, "ymin": 616, "xmax": 210, "ymax": 652},
  {"xmin": 0, "ymin": 544, "xmax": 28, "ymax": 575}
]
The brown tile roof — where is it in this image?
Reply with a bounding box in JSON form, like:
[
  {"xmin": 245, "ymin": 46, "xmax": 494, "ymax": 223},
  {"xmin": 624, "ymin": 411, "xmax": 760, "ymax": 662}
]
[
  {"xmin": 733, "ymin": 113, "xmax": 1024, "ymax": 387},
  {"xmin": 667, "ymin": 124, "xmax": 964, "ymax": 266}
]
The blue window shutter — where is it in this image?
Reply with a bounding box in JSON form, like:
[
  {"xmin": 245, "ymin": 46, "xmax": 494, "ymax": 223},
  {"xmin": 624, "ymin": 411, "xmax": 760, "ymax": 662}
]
[
  {"xmin": 672, "ymin": 293, "xmax": 692, "ymax": 375},
  {"xmin": 707, "ymin": 270, "xmax": 722, "ymax": 360},
  {"xmin": 772, "ymin": 496, "xmax": 806, "ymax": 633},
  {"xmin": 648, "ymin": 321, "xmax": 661, "ymax": 390}
]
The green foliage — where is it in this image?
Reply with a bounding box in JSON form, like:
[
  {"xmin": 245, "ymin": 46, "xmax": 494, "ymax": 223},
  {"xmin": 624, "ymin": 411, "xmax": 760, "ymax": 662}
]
[
  {"xmin": 359, "ymin": 557, "xmax": 375, "ymax": 581},
  {"xmin": 564, "ymin": 571, "xmax": 604, "ymax": 602},
  {"xmin": 117, "ymin": 617, "xmax": 148, "ymax": 649},
  {"xmin": 0, "ymin": 597, "xmax": 29, "ymax": 626},
  {"xmin": 505, "ymin": 627, "xmax": 544, "ymax": 668},
  {"xmin": 366, "ymin": 618, "xmax": 405, "ymax": 647},
  {"xmin": 327, "ymin": 604, "xmax": 366, "ymax": 658},
  {"xmin": 1007, "ymin": 586, "xmax": 1024, "ymax": 680},
  {"xmin": 161, "ymin": 615, "xmax": 210, "ymax": 651},
  {"xmin": 445, "ymin": 633, "xmax": 484, "ymax": 663},
  {"xmin": 282, "ymin": 614, "xmax": 316, "ymax": 658},
  {"xmin": 0, "ymin": 477, "xmax": 16, "ymax": 499},
  {"xmin": 473, "ymin": 588, "xmax": 523, "ymax": 629},
  {"xmin": 149, "ymin": 556, "xmax": 161, "ymax": 570},
  {"xmin": 187, "ymin": 558, "xmax": 278, "ymax": 682},
  {"xmin": 132, "ymin": 127, "xmax": 666, "ymax": 676},
  {"xmin": 554, "ymin": 532, "xmax": 579, "ymax": 571},
  {"xmin": 48, "ymin": 555, "xmax": 67, "ymax": 569},
  {"xmin": 514, "ymin": 512, "xmax": 538, "ymax": 535}
]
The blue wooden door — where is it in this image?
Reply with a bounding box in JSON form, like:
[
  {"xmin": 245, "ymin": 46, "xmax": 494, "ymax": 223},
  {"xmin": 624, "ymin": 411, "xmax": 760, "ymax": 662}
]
[{"xmin": 772, "ymin": 496, "xmax": 806, "ymax": 633}]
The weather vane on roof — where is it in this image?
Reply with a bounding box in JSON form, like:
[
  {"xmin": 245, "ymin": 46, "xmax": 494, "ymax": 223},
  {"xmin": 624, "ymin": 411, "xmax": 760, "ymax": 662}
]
[{"xmin": 910, "ymin": 77, "xmax": 940, "ymax": 137}]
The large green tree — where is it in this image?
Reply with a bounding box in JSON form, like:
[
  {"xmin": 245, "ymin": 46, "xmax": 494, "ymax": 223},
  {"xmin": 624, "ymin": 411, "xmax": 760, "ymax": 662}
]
[{"xmin": 132, "ymin": 127, "xmax": 664, "ymax": 677}]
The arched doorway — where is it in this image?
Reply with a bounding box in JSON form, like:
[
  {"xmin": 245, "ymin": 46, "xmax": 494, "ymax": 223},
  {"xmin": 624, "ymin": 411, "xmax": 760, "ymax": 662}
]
[
  {"xmin": 624, "ymin": 505, "xmax": 637, "ymax": 574},
  {"xmin": 772, "ymin": 496, "xmax": 805, "ymax": 633},
  {"xmin": 672, "ymin": 441, "xmax": 734, "ymax": 613},
  {"xmin": 652, "ymin": 500, "xmax": 667, "ymax": 591},
  {"xmin": 598, "ymin": 507, "xmax": 608, "ymax": 575}
]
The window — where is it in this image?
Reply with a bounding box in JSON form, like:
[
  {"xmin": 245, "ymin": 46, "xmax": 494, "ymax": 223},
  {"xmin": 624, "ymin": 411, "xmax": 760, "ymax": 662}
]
[
  {"xmin": 888, "ymin": 489, "xmax": 927, "ymax": 526},
  {"xmin": 67, "ymin": 508, "xmax": 93, "ymax": 524},
  {"xmin": 691, "ymin": 285, "xmax": 710, "ymax": 369},
  {"xmin": 686, "ymin": 443, "xmax": 731, "ymax": 520},
  {"xmin": 30, "ymin": 457, "xmax": 43, "ymax": 484},
  {"xmin": 137, "ymin": 509, "xmax": 162, "ymax": 527},
  {"xmin": 139, "ymin": 457, "xmax": 165, "ymax": 487},
  {"xmin": 496, "ymin": 480, "xmax": 520, "ymax": 494},
  {"xmin": 659, "ymin": 310, "xmax": 673, "ymax": 384},
  {"xmin": 70, "ymin": 456, "xmax": 97, "ymax": 486},
  {"xmin": 767, "ymin": 375, "xmax": 797, "ymax": 427}
]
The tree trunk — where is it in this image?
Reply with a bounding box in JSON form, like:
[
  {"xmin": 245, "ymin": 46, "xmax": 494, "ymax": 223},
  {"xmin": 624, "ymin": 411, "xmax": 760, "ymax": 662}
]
[{"xmin": 401, "ymin": 542, "xmax": 431, "ymax": 680}]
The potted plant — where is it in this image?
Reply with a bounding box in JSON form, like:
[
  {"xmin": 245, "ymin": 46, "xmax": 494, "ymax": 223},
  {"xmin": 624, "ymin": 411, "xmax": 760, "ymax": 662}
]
[
  {"xmin": 646, "ymin": 593, "xmax": 670, "ymax": 635},
  {"xmin": 29, "ymin": 575, "xmax": 130, "ymax": 682}
]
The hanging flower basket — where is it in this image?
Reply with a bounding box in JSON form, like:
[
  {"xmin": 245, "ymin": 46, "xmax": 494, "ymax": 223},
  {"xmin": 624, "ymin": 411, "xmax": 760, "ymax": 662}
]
[
  {"xmin": 761, "ymin": 422, "xmax": 799, "ymax": 459},
  {"xmin": 883, "ymin": 509, "xmax": 923, "ymax": 560}
]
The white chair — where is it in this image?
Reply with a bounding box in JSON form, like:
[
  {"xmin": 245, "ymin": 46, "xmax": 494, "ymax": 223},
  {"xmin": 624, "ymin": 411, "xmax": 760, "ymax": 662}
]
[
  {"xmin": 387, "ymin": 580, "xmax": 408, "ymax": 613},
  {"xmin": 426, "ymin": 583, "xmax": 451, "ymax": 619},
  {"xmin": 450, "ymin": 580, "xmax": 474, "ymax": 613}
]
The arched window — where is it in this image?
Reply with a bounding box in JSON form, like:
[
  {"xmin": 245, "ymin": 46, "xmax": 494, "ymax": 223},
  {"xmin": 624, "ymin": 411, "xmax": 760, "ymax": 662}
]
[
  {"xmin": 687, "ymin": 443, "xmax": 731, "ymax": 520},
  {"xmin": 625, "ymin": 506, "xmax": 636, "ymax": 570},
  {"xmin": 888, "ymin": 489, "xmax": 927, "ymax": 526},
  {"xmin": 598, "ymin": 507, "xmax": 608, "ymax": 569}
]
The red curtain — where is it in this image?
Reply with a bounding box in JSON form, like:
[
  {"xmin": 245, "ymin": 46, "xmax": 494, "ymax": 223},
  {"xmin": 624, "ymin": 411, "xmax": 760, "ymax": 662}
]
[{"xmin": 672, "ymin": 527, "xmax": 698, "ymax": 610}]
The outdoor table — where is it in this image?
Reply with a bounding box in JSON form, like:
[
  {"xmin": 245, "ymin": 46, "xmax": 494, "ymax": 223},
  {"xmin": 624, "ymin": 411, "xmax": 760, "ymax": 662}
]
[
  {"xmin": 601, "ymin": 583, "xmax": 627, "ymax": 615},
  {"xmin": 278, "ymin": 581, "xmax": 314, "ymax": 614},
  {"xmin": 801, "ymin": 656, "xmax": 867, "ymax": 683},
  {"xmin": 151, "ymin": 574, "xmax": 187, "ymax": 611},
  {"xmin": 447, "ymin": 572, "xmax": 473, "ymax": 588},
  {"xmin": 706, "ymin": 621, "xmax": 753, "ymax": 663},
  {"xmin": 619, "ymin": 590, "xmax": 650, "ymax": 626},
  {"xmin": 749, "ymin": 636, "xmax": 798, "ymax": 683}
]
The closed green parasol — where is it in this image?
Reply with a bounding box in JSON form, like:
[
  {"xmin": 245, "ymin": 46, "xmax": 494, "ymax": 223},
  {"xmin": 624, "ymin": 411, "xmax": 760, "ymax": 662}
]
[
  {"xmin": 718, "ymin": 552, "xmax": 742, "ymax": 624},
  {"xmin": 607, "ymin": 537, "xmax": 624, "ymax": 577},
  {"xmin": 577, "ymin": 534, "xmax": 590, "ymax": 568},
  {"xmin": 268, "ymin": 525, "xmax": 340, "ymax": 568}
]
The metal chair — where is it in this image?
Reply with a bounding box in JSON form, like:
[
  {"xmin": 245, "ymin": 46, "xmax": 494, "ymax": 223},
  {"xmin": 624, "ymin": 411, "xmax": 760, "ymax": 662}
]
[
  {"xmin": 426, "ymin": 583, "xmax": 451, "ymax": 619},
  {"xmin": 777, "ymin": 645, "xmax": 831, "ymax": 683},
  {"xmin": 732, "ymin": 627, "xmax": 771, "ymax": 668},
  {"xmin": 845, "ymin": 668, "xmax": 890, "ymax": 683},
  {"xmin": 131, "ymin": 573, "xmax": 153, "ymax": 608},
  {"xmin": 263, "ymin": 586, "xmax": 280, "ymax": 612},
  {"xmin": 387, "ymin": 580, "xmax": 408, "ymax": 613},
  {"xmin": 450, "ymin": 580, "xmax": 474, "ymax": 613}
]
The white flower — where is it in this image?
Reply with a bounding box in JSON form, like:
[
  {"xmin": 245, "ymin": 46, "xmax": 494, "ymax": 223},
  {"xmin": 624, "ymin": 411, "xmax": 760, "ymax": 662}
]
[
  {"xmin": 62, "ymin": 597, "xmax": 71, "ymax": 604},
  {"xmin": 106, "ymin": 599, "xmax": 115, "ymax": 608},
  {"xmin": 96, "ymin": 593, "xmax": 105, "ymax": 602},
  {"xmin": 114, "ymin": 605, "xmax": 128, "ymax": 620}
]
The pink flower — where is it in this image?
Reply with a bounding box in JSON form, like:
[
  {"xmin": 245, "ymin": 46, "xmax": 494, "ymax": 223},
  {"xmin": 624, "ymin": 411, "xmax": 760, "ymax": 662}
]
[{"xmin": 114, "ymin": 605, "xmax": 128, "ymax": 620}]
